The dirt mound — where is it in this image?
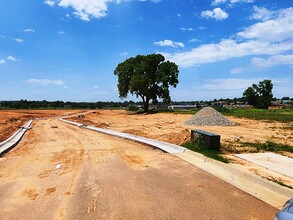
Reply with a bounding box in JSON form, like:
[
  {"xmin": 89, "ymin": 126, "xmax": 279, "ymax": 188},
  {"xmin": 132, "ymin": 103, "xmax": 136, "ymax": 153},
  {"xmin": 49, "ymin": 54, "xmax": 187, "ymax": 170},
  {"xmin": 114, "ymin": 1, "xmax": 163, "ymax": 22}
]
[{"xmin": 184, "ymin": 107, "xmax": 236, "ymax": 126}]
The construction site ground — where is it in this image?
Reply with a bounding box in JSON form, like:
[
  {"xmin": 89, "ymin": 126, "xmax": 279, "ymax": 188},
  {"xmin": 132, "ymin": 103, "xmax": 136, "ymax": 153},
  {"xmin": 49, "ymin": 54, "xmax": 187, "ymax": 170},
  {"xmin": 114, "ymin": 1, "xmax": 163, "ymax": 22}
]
[
  {"xmin": 69, "ymin": 110, "xmax": 293, "ymax": 188},
  {"xmin": 0, "ymin": 109, "xmax": 292, "ymax": 219}
]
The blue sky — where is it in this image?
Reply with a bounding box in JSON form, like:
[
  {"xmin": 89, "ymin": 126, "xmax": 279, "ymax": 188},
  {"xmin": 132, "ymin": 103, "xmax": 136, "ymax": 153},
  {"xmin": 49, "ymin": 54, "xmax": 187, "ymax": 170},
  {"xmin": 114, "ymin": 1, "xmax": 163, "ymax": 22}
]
[{"xmin": 0, "ymin": 0, "xmax": 292, "ymax": 102}]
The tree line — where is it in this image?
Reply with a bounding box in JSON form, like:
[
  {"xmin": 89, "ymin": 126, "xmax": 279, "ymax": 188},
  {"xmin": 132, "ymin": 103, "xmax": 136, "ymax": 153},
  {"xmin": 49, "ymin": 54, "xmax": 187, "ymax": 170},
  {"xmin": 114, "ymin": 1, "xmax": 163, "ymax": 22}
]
[{"xmin": 0, "ymin": 100, "xmax": 137, "ymax": 110}]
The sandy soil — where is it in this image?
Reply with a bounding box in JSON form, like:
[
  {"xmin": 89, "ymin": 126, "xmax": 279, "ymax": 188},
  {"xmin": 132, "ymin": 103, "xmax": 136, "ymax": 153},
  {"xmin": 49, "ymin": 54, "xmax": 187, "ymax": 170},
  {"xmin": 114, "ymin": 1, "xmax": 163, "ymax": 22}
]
[
  {"xmin": 69, "ymin": 110, "xmax": 293, "ymax": 187},
  {"xmin": 0, "ymin": 119, "xmax": 277, "ymax": 219},
  {"xmin": 69, "ymin": 110, "xmax": 293, "ymax": 148},
  {"xmin": 0, "ymin": 110, "xmax": 84, "ymax": 143}
]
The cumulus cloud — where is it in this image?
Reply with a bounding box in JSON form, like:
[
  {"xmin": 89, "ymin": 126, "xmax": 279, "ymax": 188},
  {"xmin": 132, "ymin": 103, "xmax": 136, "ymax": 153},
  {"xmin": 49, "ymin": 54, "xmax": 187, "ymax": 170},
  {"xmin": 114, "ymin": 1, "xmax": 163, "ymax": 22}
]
[
  {"xmin": 251, "ymin": 54, "xmax": 293, "ymax": 68},
  {"xmin": 211, "ymin": 0, "xmax": 226, "ymax": 6},
  {"xmin": 163, "ymin": 39, "xmax": 293, "ymax": 67},
  {"xmin": 0, "ymin": 59, "xmax": 6, "ymax": 64},
  {"xmin": 46, "ymin": 0, "xmax": 156, "ymax": 21},
  {"xmin": 180, "ymin": 27, "xmax": 194, "ymax": 31},
  {"xmin": 211, "ymin": 0, "xmax": 254, "ymax": 5},
  {"xmin": 162, "ymin": 7, "xmax": 293, "ymax": 67},
  {"xmin": 154, "ymin": 39, "xmax": 184, "ymax": 48},
  {"xmin": 14, "ymin": 38, "xmax": 24, "ymax": 43},
  {"xmin": 137, "ymin": 0, "xmax": 162, "ymax": 2},
  {"xmin": 201, "ymin": 8, "xmax": 229, "ymax": 20},
  {"xmin": 202, "ymin": 78, "xmax": 260, "ymax": 91},
  {"xmin": 59, "ymin": 0, "xmax": 110, "ymax": 21},
  {"xmin": 189, "ymin": 38, "xmax": 200, "ymax": 43},
  {"xmin": 230, "ymin": 0, "xmax": 254, "ymax": 3},
  {"xmin": 24, "ymin": 79, "xmax": 65, "ymax": 86},
  {"xmin": 230, "ymin": 67, "xmax": 244, "ymax": 74},
  {"xmin": 237, "ymin": 8, "xmax": 293, "ymax": 42},
  {"xmin": 250, "ymin": 6, "xmax": 273, "ymax": 21},
  {"xmin": 7, "ymin": 56, "xmax": 21, "ymax": 62},
  {"xmin": 198, "ymin": 26, "xmax": 206, "ymax": 30},
  {"xmin": 44, "ymin": 0, "xmax": 55, "ymax": 7},
  {"xmin": 120, "ymin": 52, "xmax": 128, "ymax": 56},
  {"xmin": 24, "ymin": 29, "xmax": 35, "ymax": 33}
]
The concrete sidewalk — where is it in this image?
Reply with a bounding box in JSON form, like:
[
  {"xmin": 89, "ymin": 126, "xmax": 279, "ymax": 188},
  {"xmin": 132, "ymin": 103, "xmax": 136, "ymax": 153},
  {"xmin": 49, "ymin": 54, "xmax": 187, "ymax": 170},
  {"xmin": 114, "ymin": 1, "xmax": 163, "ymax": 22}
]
[
  {"xmin": 176, "ymin": 150, "xmax": 293, "ymax": 209},
  {"xmin": 236, "ymin": 152, "xmax": 293, "ymax": 178}
]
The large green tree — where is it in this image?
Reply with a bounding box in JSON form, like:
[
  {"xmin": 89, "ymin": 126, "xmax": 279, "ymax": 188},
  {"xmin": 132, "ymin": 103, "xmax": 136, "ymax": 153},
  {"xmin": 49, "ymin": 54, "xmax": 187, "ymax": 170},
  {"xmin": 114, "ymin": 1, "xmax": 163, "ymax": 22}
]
[
  {"xmin": 243, "ymin": 79, "xmax": 273, "ymax": 109},
  {"xmin": 114, "ymin": 54, "xmax": 179, "ymax": 112}
]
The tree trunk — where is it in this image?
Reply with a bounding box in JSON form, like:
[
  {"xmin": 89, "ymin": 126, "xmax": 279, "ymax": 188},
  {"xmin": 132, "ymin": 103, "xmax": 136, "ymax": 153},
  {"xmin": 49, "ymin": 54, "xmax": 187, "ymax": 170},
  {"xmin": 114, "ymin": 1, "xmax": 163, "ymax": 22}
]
[{"xmin": 143, "ymin": 97, "xmax": 149, "ymax": 112}]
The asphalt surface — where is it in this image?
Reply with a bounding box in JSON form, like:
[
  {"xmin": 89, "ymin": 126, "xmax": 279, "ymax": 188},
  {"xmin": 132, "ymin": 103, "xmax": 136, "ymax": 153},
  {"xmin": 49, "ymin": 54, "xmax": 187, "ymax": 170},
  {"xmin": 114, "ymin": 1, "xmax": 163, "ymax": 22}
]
[{"xmin": 0, "ymin": 119, "xmax": 277, "ymax": 220}]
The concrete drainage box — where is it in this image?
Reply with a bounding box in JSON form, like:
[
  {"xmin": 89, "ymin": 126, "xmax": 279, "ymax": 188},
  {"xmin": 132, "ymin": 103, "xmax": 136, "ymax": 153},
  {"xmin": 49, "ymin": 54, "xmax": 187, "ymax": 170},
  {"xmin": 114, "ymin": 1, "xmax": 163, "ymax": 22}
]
[{"xmin": 191, "ymin": 130, "xmax": 220, "ymax": 151}]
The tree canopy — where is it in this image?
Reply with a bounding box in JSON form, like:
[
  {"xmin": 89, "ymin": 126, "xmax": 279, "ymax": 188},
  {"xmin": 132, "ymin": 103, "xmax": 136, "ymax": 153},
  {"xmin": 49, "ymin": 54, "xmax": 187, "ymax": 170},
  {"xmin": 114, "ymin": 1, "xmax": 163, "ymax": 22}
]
[
  {"xmin": 114, "ymin": 54, "xmax": 179, "ymax": 112},
  {"xmin": 243, "ymin": 79, "xmax": 273, "ymax": 109}
]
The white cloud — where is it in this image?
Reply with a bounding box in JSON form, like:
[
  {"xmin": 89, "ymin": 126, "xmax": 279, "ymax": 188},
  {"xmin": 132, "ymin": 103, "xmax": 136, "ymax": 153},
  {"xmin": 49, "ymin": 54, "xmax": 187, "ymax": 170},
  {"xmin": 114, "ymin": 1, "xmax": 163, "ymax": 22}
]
[
  {"xmin": 138, "ymin": 0, "xmax": 162, "ymax": 2},
  {"xmin": 58, "ymin": 31, "xmax": 65, "ymax": 34},
  {"xmin": 24, "ymin": 29, "xmax": 35, "ymax": 33},
  {"xmin": 237, "ymin": 8, "xmax": 293, "ymax": 42},
  {"xmin": 45, "ymin": 0, "xmax": 160, "ymax": 21},
  {"xmin": 202, "ymin": 78, "xmax": 260, "ymax": 91},
  {"xmin": 230, "ymin": 0, "xmax": 254, "ymax": 3},
  {"xmin": 251, "ymin": 54, "xmax": 293, "ymax": 68},
  {"xmin": 154, "ymin": 39, "xmax": 184, "ymax": 48},
  {"xmin": 211, "ymin": 0, "xmax": 226, "ymax": 6},
  {"xmin": 0, "ymin": 35, "xmax": 6, "ymax": 38},
  {"xmin": 44, "ymin": 0, "xmax": 55, "ymax": 7},
  {"xmin": 201, "ymin": 8, "xmax": 229, "ymax": 20},
  {"xmin": 24, "ymin": 79, "xmax": 65, "ymax": 86},
  {"xmin": 198, "ymin": 26, "xmax": 206, "ymax": 30},
  {"xmin": 0, "ymin": 59, "xmax": 6, "ymax": 64},
  {"xmin": 163, "ymin": 7, "xmax": 293, "ymax": 68},
  {"xmin": 211, "ymin": 0, "xmax": 254, "ymax": 6},
  {"xmin": 7, "ymin": 56, "xmax": 21, "ymax": 62},
  {"xmin": 250, "ymin": 6, "xmax": 273, "ymax": 21},
  {"xmin": 180, "ymin": 27, "xmax": 194, "ymax": 31},
  {"xmin": 212, "ymin": 0, "xmax": 254, "ymax": 5},
  {"xmin": 14, "ymin": 38, "xmax": 24, "ymax": 43},
  {"xmin": 230, "ymin": 67, "xmax": 244, "ymax": 74},
  {"xmin": 189, "ymin": 38, "xmax": 200, "ymax": 43},
  {"xmin": 57, "ymin": 0, "xmax": 110, "ymax": 21},
  {"xmin": 163, "ymin": 39, "xmax": 293, "ymax": 67},
  {"xmin": 120, "ymin": 52, "xmax": 128, "ymax": 56}
]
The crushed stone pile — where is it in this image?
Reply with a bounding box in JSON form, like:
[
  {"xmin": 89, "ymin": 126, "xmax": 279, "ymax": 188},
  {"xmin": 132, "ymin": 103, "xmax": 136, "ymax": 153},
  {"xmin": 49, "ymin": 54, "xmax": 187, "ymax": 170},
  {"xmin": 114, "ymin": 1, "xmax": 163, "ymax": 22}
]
[{"xmin": 183, "ymin": 107, "xmax": 236, "ymax": 126}]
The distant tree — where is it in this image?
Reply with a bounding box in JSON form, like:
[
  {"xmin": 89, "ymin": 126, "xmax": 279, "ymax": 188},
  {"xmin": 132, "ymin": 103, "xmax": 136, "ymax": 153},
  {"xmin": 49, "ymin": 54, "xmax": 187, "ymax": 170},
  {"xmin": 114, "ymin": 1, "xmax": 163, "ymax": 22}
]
[
  {"xmin": 243, "ymin": 79, "xmax": 273, "ymax": 109},
  {"xmin": 282, "ymin": 96, "xmax": 290, "ymax": 100},
  {"xmin": 243, "ymin": 86, "xmax": 257, "ymax": 106},
  {"xmin": 114, "ymin": 54, "xmax": 179, "ymax": 112}
]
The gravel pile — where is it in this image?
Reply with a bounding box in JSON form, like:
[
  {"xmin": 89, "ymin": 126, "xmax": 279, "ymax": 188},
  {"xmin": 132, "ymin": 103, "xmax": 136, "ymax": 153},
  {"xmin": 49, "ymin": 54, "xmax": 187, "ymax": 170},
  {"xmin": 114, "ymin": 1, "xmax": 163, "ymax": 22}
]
[{"xmin": 183, "ymin": 107, "xmax": 236, "ymax": 126}]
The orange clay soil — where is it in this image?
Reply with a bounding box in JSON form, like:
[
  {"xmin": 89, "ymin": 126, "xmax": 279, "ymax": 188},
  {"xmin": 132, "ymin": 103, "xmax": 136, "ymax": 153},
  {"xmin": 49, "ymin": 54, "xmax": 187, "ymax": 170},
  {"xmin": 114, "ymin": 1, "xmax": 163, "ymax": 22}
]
[
  {"xmin": 69, "ymin": 110, "xmax": 293, "ymax": 149},
  {"xmin": 0, "ymin": 110, "xmax": 84, "ymax": 142},
  {"xmin": 69, "ymin": 110, "xmax": 293, "ymax": 187}
]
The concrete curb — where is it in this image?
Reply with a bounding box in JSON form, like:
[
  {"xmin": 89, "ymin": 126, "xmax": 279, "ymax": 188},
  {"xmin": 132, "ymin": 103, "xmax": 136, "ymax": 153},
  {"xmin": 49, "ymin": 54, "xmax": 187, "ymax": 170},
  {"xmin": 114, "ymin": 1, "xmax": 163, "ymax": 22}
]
[
  {"xmin": 60, "ymin": 118, "xmax": 292, "ymax": 208},
  {"xmin": 60, "ymin": 118, "xmax": 185, "ymax": 153},
  {"xmin": 0, "ymin": 120, "xmax": 33, "ymax": 156}
]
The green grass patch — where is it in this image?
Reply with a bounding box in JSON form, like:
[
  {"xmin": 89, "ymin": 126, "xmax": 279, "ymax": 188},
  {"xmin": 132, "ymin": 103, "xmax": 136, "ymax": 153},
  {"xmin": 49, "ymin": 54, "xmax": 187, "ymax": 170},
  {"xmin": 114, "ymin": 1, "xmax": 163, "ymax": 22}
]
[
  {"xmin": 181, "ymin": 142, "xmax": 229, "ymax": 163},
  {"xmin": 169, "ymin": 107, "xmax": 293, "ymax": 123},
  {"xmin": 221, "ymin": 108, "xmax": 293, "ymax": 123},
  {"xmin": 240, "ymin": 141, "xmax": 293, "ymax": 153}
]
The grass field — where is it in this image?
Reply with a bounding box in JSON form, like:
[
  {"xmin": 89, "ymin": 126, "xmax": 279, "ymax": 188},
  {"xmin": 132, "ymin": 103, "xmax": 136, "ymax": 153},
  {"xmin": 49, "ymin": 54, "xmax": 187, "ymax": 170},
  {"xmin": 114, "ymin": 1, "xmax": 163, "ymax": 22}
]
[{"xmin": 172, "ymin": 108, "xmax": 293, "ymax": 123}]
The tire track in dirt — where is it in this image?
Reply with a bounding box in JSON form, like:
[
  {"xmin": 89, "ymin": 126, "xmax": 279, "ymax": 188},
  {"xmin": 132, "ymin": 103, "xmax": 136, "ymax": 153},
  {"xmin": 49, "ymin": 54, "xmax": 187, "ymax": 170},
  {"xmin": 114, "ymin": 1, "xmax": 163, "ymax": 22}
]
[{"xmin": 0, "ymin": 118, "xmax": 278, "ymax": 220}]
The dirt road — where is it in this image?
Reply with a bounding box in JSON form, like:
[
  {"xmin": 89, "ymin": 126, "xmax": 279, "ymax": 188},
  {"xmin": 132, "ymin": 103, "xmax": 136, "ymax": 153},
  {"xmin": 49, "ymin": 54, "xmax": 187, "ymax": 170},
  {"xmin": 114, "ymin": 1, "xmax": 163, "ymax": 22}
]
[{"xmin": 0, "ymin": 119, "xmax": 277, "ymax": 219}]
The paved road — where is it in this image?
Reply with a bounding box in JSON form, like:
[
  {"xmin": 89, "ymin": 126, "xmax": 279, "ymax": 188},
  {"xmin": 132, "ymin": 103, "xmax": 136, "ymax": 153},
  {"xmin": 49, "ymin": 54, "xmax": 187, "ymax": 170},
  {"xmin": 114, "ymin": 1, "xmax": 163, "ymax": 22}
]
[{"xmin": 0, "ymin": 119, "xmax": 277, "ymax": 220}]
